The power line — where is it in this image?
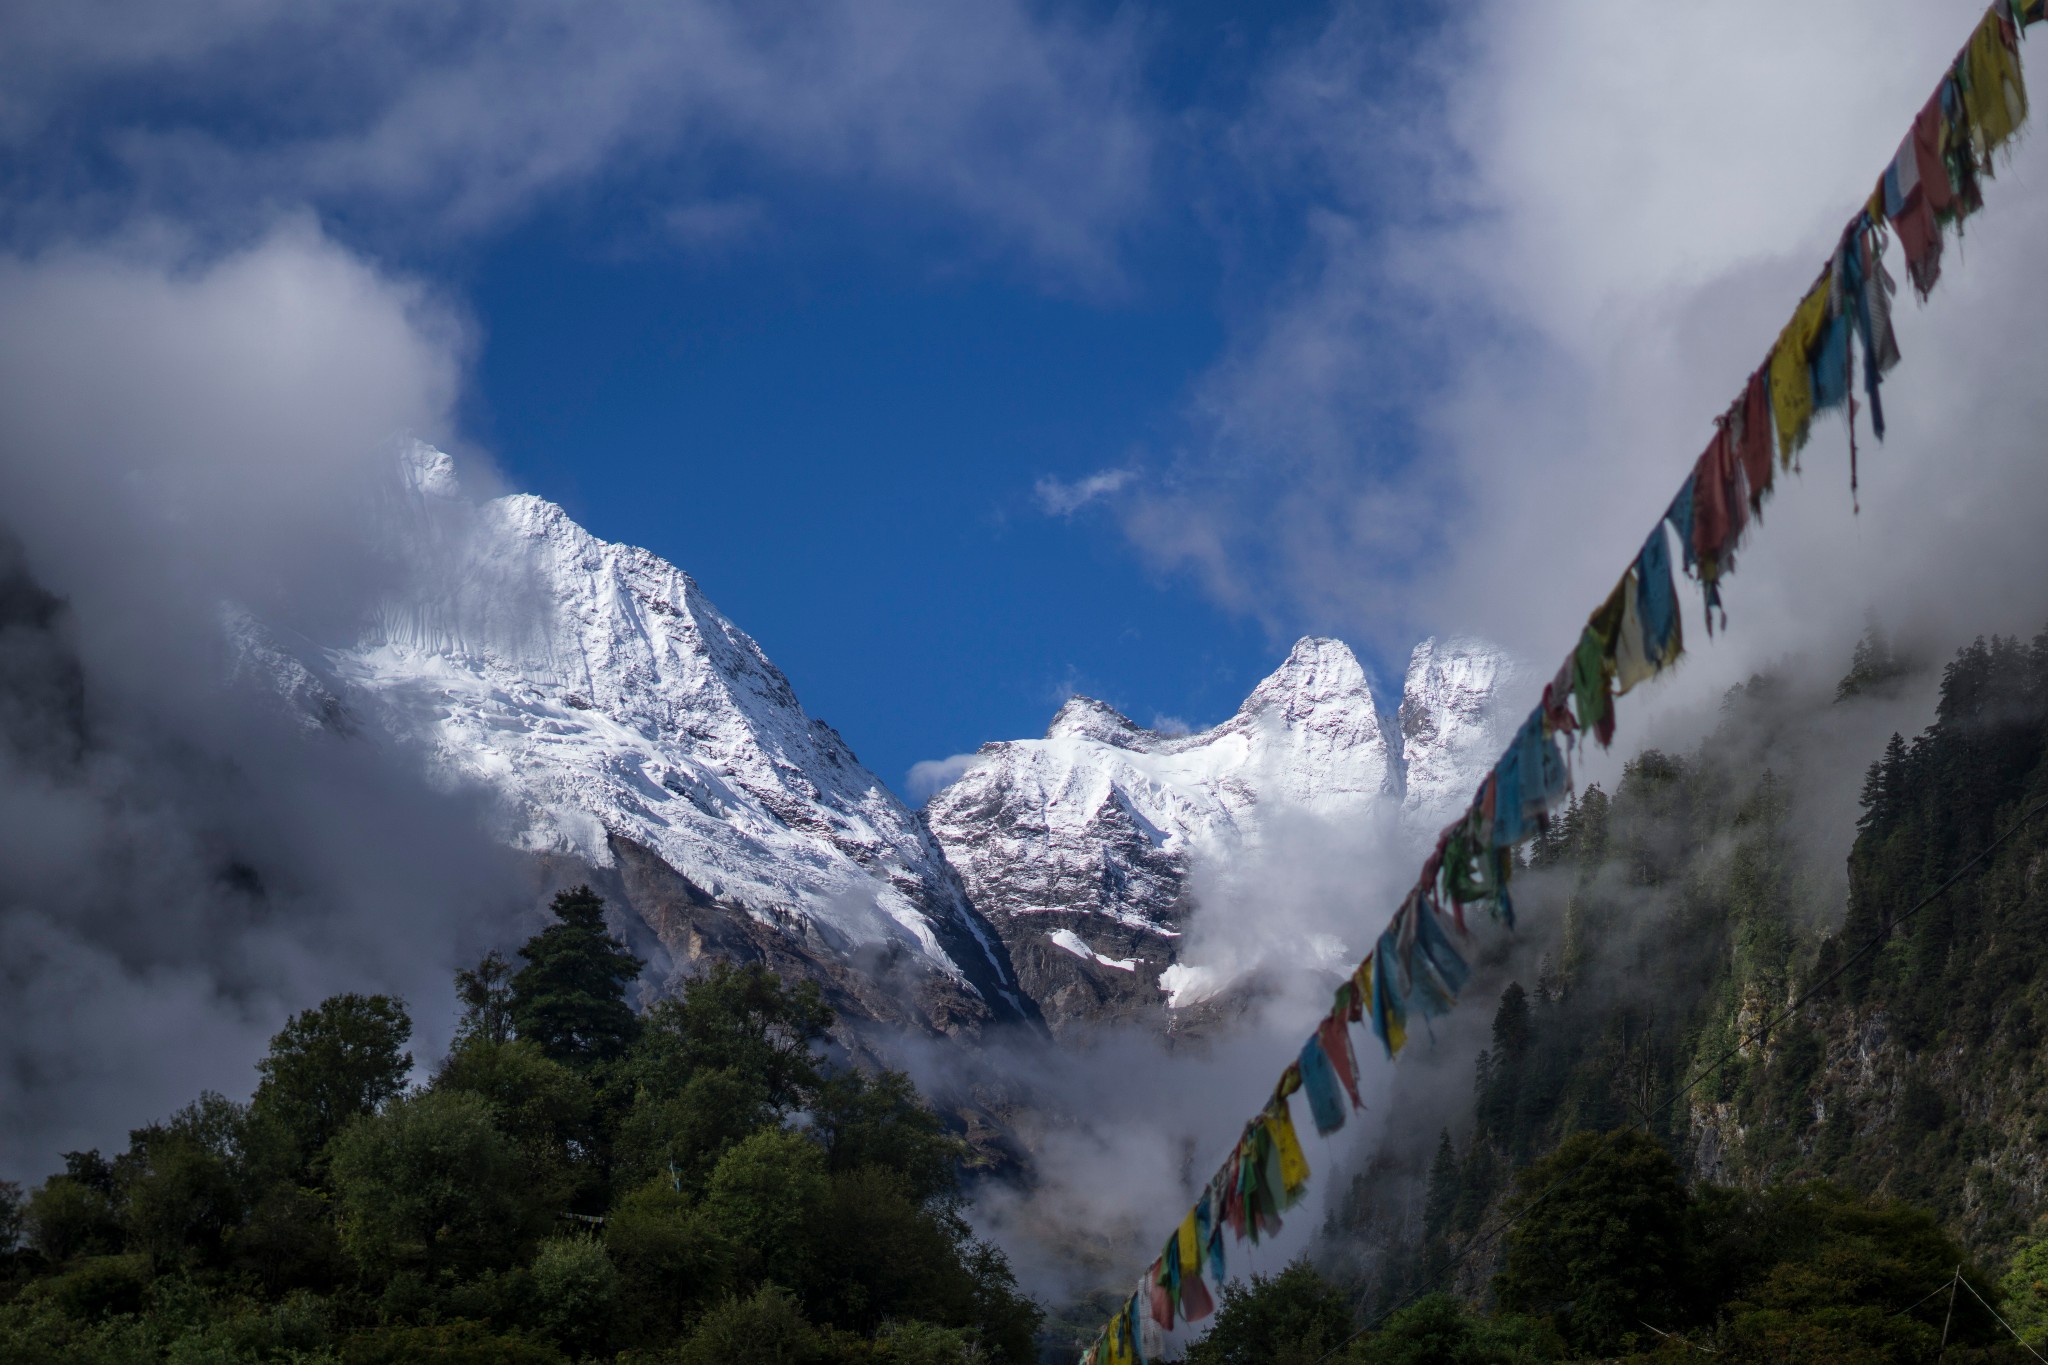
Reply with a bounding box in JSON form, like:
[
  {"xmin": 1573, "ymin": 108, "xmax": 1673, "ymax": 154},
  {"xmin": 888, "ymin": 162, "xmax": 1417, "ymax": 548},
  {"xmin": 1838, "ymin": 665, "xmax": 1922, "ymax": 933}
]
[{"xmin": 1309, "ymin": 792, "xmax": 2048, "ymax": 1364}]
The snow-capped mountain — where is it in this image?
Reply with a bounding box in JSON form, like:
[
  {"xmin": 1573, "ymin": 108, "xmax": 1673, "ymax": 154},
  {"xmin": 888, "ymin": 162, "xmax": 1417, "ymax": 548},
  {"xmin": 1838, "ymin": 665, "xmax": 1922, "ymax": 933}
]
[
  {"xmin": 922, "ymin": 637, "xmax": 1522, "ymax": 1034},
  {"xmin": 229, "ymin": 445, "xmax": 1520, "ymax": 1042},
  {"xmin": 258, "ymin": 445, "xmax": 1029, "ymax": 1036},
  {"xmin": 1398, "ymin": 637, "xmax": 1530, "ymax": 834}
]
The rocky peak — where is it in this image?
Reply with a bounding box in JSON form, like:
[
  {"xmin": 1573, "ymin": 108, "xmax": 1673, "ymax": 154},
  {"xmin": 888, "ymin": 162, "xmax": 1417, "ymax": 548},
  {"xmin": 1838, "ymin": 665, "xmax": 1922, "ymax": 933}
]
[
  {"xmin": 1044, "ymin": 696, "xmax": 1150, "ymax": 747},
  {"xmin": 255, "ymin": 446, "xmax": 1030, "ymax": 1036},
  {"xmin": 1238, "ymin": 636, "xmax": 1375, "ymax": 722},
  {"xmin": 1398, "ymin": 636, "xmax": 1527, "ymax": 832},
  {"xmin": 922, "ymin": 635, "xmax": 1414, "ymax": 1035}
]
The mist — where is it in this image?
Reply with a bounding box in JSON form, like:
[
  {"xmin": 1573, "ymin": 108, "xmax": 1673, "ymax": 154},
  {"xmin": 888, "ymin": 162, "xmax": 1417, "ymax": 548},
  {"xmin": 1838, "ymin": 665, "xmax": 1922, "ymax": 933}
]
[{"xmin": 0, "ymin": 224, "xmax": 531, "ymax": 1183}]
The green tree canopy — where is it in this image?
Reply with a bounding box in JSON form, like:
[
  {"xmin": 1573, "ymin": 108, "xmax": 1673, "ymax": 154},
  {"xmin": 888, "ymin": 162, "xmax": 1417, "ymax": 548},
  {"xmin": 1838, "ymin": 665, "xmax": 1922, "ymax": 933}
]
[
  {"xmin": 509, "ymin": 887, "xmax": 645, "ymax": 1068},
  {"xmin": 1491, "ymin": 1130, "xmax": 1688, "ymax": 1356},
  {"xmin": 453, "ymin": 947, "xmax": 516, "ymax": 1047},
  {"xmin": 328, "ymin": 1088, "xmax": 555, "ymax": 1281},
  {"xmin": 811, "ymin": 1066, "xmax": 966, "ymax": 1207},
  {"xmin": 1187, "ymin": 1259, "xmax": 1355, "ymax": 1365},
  {"xmin": 1350, "ymin": 1294, "xmax": 1562, "ymax": 1365},
  {"xmin": 432, "ymin": 1036, "xmax": 596, "ymax": 1210},
  {"xmin": 251, "ymin": 992, "xmax": 412, "ymax": 1165},
  {"xmin": 631, "ymin": 960, "xmax": 832, "ymax": 1106}
]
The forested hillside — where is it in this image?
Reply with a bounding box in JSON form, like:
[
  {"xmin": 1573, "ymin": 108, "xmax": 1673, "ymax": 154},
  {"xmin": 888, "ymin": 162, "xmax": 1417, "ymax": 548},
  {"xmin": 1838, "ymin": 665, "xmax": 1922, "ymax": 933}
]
[
  {"xmin": 1266, "ymin": 626, "xmax": 2048, "ymax": 1360},
  {"xmin": 0, "ymin": 889, "xmax": 1039, "ymax": 1363}
]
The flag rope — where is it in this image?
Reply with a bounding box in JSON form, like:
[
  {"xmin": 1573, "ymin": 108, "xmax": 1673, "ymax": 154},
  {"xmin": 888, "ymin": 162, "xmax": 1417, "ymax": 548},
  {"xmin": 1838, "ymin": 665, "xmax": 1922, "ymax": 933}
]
[{"xmin": 1080, "ymin": 5, "xmax": 2046, "ymax": 1360}]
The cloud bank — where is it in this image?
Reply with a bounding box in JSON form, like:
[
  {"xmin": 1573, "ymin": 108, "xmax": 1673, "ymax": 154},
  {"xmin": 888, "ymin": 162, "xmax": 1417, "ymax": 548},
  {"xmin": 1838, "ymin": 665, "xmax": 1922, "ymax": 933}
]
[
  {"xmin": 0, "ymin": 0, "xmax": 1154, "ymax": 281},
  {"xmin": 1115, "ymin": 0, "xmax": 2048, "ymax": 724},
  {"xmin": 0, "ymin": 224, "xmax": 529, "ymax": 1181}
]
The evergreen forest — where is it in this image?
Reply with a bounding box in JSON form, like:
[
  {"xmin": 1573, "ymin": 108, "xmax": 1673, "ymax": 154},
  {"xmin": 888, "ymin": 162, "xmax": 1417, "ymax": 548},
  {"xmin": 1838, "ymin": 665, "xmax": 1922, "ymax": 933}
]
[
  {"xmin": 1199, "ymin": 626, "xmax": 2048, "ymax": 1361},
  {"xmin": 0, "ymin": 888, "xmax": 1041, "ymax": 1364}
]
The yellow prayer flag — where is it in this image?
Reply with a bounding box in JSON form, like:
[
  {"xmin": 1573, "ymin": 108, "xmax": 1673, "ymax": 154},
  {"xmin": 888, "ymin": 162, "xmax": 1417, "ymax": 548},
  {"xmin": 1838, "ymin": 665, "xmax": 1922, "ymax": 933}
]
[
  {"xmin": 1266, "ymin": 1099, "xmax": 1311, "ymax": 1205},
  {"xmin": 1768, "ymin": 276, "xmax": 1830, "ymax": 464},
  {"xmin": 1177, "ymin": 1209, "xmax": 1200, "ymax": 1279}
]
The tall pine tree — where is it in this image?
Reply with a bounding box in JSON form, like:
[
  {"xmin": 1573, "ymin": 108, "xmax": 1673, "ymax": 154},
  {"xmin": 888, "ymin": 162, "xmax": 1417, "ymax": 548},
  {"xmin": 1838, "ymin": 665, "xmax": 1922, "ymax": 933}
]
[{"xmin": 509, "ymin": 887, "xmax": 645, "ymax": 1067}]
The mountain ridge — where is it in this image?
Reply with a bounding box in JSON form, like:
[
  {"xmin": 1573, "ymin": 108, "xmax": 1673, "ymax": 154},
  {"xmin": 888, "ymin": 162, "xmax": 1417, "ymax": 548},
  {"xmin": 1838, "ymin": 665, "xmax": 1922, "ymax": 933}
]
[{"xmin": 237, "ymin": 444, "xmax": 1523, "ymax": 1041}]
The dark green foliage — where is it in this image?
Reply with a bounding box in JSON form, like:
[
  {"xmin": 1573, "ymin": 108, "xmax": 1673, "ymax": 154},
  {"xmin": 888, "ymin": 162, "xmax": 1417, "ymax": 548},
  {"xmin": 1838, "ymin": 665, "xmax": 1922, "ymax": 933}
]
[
  {"xmin": 0, "ymin": 904, "xmax": 1036, "ymax": 1364},
  {"xmin": 509, "ymin": 885, "xmax": 645, "ymax": 1067},
  {"xmin": 2001, "ymin": 1230, "xmax": 2048, "ymax": 1351},
  {"xmin": 337, "ymin": 1320, "xmax": 567, "ymax": 1364},
  {"xmin": 1423, "ymin": 1131, "xmax": 1458, "ymax": 1240},
  {"xmin": 453, "ymin": 947, "xmax": 517, "ymax": 1047},
  {"xmin": 1493, "ymin": 1131, "xmax": 1689, "ymax": 1355},
  {"xmin": 230, "ymin": 1178, "xmax": 345, "ymax": 1292},
  {"xmin": 40, "ymin": 1253, "xmax": 152, "ymax": 1321},
  {"xmin": 1836, "ymin": 617, "xmax": 1909, "ymax": 702},
  {"xmin": 1686, "ymin": 1180, "xmax": 2001, "ymax": 1361},
  {"xmin": 23, "ymin": 1157, "xmax": 123, "ymax": 1262},
  {"xmin": 328, "ymin": 1088, "xmax": 557, "ymax": 1281},
  {"xmin": 606, "ymin": 1176, "xmax": 734, "ymax": 1344},
  {"xmin": 432, "ymin": 1036, "xmax": 597, "ymax": 1210},
  {"xmin": 677, "ymin": 1284, "xmax": 820, "ymax": 1365},
  {"xmin": 0, "ymin": 1177, "xmax": 23, "ymax": 1256},
  {"xmin": 699, "ymin": 1127, "xmax": 831, "ymax": 1289},
  {"xmin": 117, "ymin": 1094, "xmax": 247, "ymax": 1272},
  {"xmin": 1327, "ymin": 628, "xmax": 2048, "ymax": 1361},
  {"xmin": 1350, "ymin": 1294, "xmax": 1562, "ymax": 1364},
  {"xmin": 812, "ymin": 1066, "xmax": 967, "ymax": 1207},
  {"xmin": 529, "ymin": 1234, "xmax": 620, "ymax": 1358},
  {"xmin": 632, "ymin": 960, "xmax": 833, "ymax": 1105},
  {"xmin": 251, "ymin": 992, "xmax": 413, "ymax": 1166},
  {"xmin": 1187, "ymin": 1259, "xmax": 1355, "ymax": 1365},
  {"xmin": 614, "ymin": 960, "xmax": 836, "ymax": 1192}
]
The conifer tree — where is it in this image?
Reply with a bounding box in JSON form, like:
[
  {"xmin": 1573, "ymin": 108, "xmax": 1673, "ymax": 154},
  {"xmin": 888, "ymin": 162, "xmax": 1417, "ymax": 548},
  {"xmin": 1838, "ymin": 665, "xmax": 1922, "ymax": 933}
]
[
  {"xmin": 509, "ymin": 887, "xmax": 645, "ymax": 1067},
  {"xmin": 1423, "ymin": 1130, "xmax": 1459, "ymax": 1238}
]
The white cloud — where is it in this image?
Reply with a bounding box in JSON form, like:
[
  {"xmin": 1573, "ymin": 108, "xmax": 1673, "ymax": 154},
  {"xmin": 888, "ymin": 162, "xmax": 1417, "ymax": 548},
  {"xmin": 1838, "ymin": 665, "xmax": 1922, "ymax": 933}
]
[
  {"xmin": 905, "ymin": 751, "xmax": 986, "ymax": 801},
  {"xmin": 0, "ymin": 222, "xmax": 524, "ymax": 1179},
  {"xmin": 1034, "ymin": 466, "xmax": 1136, "ymax": 517},
  {"xmin": 1126, "ymin": 0, "xmax": 2048, "ymax": 705},
  {"xmin": 1, "ymin": 0, "xmax": 1155, "ymax": 280}
]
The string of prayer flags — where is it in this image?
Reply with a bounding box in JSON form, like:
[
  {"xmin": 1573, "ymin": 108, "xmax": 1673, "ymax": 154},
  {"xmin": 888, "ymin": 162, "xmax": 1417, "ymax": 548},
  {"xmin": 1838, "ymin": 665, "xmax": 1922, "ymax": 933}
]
[
  {"xmin": 1084, "ymin": 10, "xmax": 2039, "ymax": 1359},
  {"xmin": 1299, "ymin": 1032, "xmax": 1348, "ymax": 1136}
]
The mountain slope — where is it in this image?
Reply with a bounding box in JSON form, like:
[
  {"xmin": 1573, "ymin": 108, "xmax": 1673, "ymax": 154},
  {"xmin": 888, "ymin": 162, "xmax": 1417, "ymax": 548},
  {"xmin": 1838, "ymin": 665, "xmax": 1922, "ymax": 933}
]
[
  {"xmin": 1326, "ymin": 628, "xmax": 2048, "ymax": 1315},
  {"xmin": 303, "ymin": 445, "xmax": 1029, "ymax": 1034},
  {"xmin": 923, "ymin": 637, "xmax": 1520, "ymax": 1034}
]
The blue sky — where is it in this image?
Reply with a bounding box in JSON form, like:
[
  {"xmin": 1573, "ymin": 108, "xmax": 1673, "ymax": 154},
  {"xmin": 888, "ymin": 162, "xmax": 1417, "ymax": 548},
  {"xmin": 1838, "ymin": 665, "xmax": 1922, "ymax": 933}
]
[
  {"xmin": 432, "ymin": 1, "xmax": 1435, "ymax": 794},
  {"xmin": 5, "ymin": 0, "xmax": 2038, "ymax": 803},
  {"xmin": 461, "ymin": 196, "xmax": 1264, "ymax": 791}
]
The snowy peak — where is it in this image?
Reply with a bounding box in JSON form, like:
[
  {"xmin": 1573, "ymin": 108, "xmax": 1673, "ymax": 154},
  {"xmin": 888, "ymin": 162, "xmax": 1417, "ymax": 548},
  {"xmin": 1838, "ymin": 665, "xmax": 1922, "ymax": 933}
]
[
  {"xmin": 290, "ymin": 446, "xmax": 1026, "ymax": 1031},
  {"xmin": 924, "ymin": 633, "xmax": 1520, "ymax": 1033},
  {"xmin": 1238, "ymin": 636, "xmax": 1374, "ymax": 723},
  {"xmin": 1044, "ymin": 696, "xmax": 1152, "ymax": 747},
  {"xmin": 922, "ymin": 636, "xmax": 1409, "ymax": 1033},
  {"xmin": 1398, "ymin": 636, "xmax": 1528, "ymax": 831}
]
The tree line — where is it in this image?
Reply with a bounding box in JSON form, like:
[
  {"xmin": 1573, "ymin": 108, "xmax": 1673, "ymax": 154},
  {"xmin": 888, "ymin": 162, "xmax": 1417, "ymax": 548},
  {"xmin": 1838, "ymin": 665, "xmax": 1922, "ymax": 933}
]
[{"xmin": 0, "ymin": 887, "xmax": 1040, "ymax": 1364}]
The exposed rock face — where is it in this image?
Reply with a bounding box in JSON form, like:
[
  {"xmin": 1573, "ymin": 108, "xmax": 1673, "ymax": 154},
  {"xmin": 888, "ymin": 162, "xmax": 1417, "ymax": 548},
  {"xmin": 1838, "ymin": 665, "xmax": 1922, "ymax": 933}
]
[
  {"xmin": 923, "ymin": 638, "xmax": 1422, "ymax": 1035},
  {"xmin": 260, "ymin": 444, "xmax": 1031, "ymax": 1036}
]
